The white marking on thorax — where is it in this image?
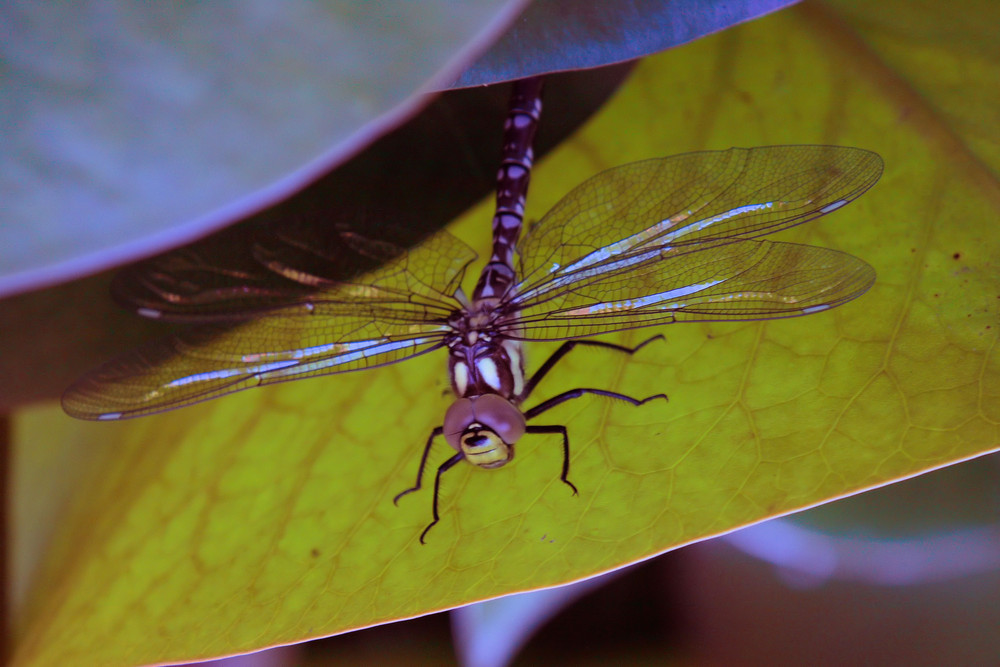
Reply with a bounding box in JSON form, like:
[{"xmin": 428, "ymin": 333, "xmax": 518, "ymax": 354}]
[
  {"xmin": 476, "ymin": 357, "xmax": 503, "ymax": 391},
  {"xmin": 502, "ymin": 339, "xmax": 525, "ymax": 396},
  {"xmin": 453, "ymin": 360, "xmax": 470, "ymax": 396}
]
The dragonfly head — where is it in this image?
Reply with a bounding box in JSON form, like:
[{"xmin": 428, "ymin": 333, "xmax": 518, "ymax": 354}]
[{"xmin": 443, "ymin": 394, "xmax": 526, "ymax": 469}]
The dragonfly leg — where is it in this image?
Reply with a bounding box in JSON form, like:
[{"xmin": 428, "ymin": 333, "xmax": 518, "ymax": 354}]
[
  {"xmin": 394, "ymin": 425, "xmax": 444, "ymax": 505},
  {"xmin": 525, "ymin": 424, "xmax": 579, "ymax": 495},
  {"xmin": 419, "ymin": 452, "xmax": 465, "ymax": 544},
  {"xmin": 518, "ymin": 335, "xmax": 665, "ymax": 402},
  {"xmin": 523, "ymin": 387, "xmax": 668, "ymax": 421}
]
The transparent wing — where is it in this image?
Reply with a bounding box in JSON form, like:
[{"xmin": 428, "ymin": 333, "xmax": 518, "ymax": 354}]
[
  {"xmin": 64, "ymin": 232, "xmax": 476, "ymax": 420},
  {"xmin": 515, "ymin": 145, "xmax": 881, "ymax": 294},
  {"xmin": 506, "ymin": 239, "xmax": 875, "ymax": 340},
  {"xmin": 113, "ymin": 225, "xmax": 475, "ymax": 322},
  {"xmin": 62, "ymin": 307, "xmax": 451, "ymax": 420},
  {"xmin": 503, "ymin": 146, "xmax": 881, "ymax": 340}
]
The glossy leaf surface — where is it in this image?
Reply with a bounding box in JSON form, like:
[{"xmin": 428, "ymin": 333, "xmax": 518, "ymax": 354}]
[{"xmin": 12, "ymin": 1, "xmax": 1000, "ymax": 664}]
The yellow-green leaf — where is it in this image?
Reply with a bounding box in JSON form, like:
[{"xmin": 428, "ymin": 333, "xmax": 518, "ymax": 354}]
[{"xmin": 12, "ymin": 1, "xmax": 999, "ymax": 664}]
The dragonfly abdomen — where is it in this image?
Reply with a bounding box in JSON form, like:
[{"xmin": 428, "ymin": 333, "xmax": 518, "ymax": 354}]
[{"xmin": 473, "ymin": 76, "xmax": 543, "ymax": 301}]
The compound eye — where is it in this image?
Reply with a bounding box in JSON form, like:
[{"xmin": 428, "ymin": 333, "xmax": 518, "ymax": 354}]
[
  {"xmin": 470, "ymin": 394, "xmax": 526, "ymax": 445},
  {"xmin": 461, "ymin": 429, "xmax": 512, "ymax": 468},
  {"xmin": 443, "ymin": 395, "xmax": 525, "ymax": 452},
  {"xmin": 443, "ymin": 398, "xmax": 475, "ymax": 450}
]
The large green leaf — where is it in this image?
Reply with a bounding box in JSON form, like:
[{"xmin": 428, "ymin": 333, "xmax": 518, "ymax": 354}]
[
  {"xmin": 12, "ymin": 1, "xmax": 999, "ymax": 665},
  {"xmin": 459, "ymin": 0, "xmax": 1000, "ymax": 659}
]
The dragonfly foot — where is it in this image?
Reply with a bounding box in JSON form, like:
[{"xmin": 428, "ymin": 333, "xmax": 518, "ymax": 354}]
[
  {"xmin": 419, "ymin": 519, "xmax": 439, "ymax": 544},
  {"xmin": 634, "ymin": 334, "xmax": 667, "ymax": 351},
  {"xmin": 393, "ymin": 487, "xmax": 418, "ymax": 506}
]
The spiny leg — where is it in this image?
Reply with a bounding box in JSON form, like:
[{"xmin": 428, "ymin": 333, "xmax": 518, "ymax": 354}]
[
  {"xmin": 394, "ymin": 425, "xmax": 444, "ymax": 505},
  {"xmin": 419, "ymin": 452, "xmax": 465, "ymax": 544},
  {"xmin": 518, "ymin": 335, "xmax": 665, "ymax": 402},
  {"xmin": 524, "ymin": 424, "xmax": 578, "ymax": 495},
  {"xmin": 523, "ymin": 388, "xmax": 668, "ymax": 421},
  {"xmin": 523, "ymin": 389, "xmax": 667, "ymax": 497}
]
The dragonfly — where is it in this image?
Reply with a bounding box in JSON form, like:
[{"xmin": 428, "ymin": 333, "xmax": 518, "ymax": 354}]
[{"xmin": 63, "ymin": 77, "xmax": 883, "ymax": 542}]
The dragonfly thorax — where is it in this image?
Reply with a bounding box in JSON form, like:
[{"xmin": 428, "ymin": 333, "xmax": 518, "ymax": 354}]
[
  {"xmin": 449, "ymin": 295, "xmax": 505, "ymax": 336},
  {"xmin": 443, "ymin": 394, "xmax": 526, "ymax": 468},
  {"xmin": 447, "ymin": 295, "xmax": 525, "ymax": 399},
  {"xmin": 447, "ymin": 335, "xmax": 525, "ymax": 399}
]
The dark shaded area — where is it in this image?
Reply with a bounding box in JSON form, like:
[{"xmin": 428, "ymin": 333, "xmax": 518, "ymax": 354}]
[
  {"xmin": 681, "ymin": 531, "xmax": 1000, "ymax": 665},
  {"xmin": 0, "ymin": 414, "xmax": 8, "ymax": 665},
  {"xmin": 297, "ymin": 552, "xmax": 689, "ymax": 665},
  {"xmin": 301, "ymin": 610, "xmax": 455, "ymax": 665},
  {"xmin": 0, "ymin": 65, "xmax": 633, "ymax": 410},
  {"xmin": 110, "ymin": 68, "xmax": 632, "ymax": 322},
  {"xmin": 513, "ymin": 555, "xmax": 687, "ymax": 665}
]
